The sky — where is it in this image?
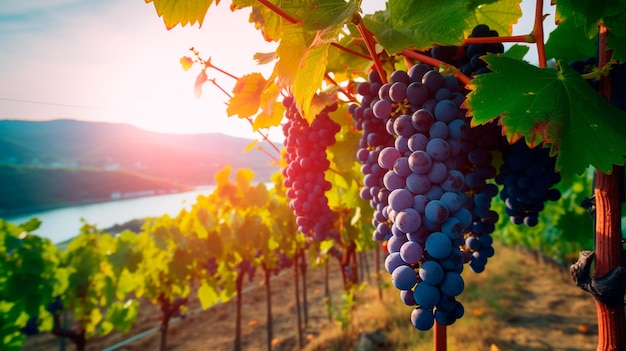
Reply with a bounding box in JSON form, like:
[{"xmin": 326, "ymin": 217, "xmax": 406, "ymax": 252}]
[{"xmin": 0, "ymin": 1, "xmax": 552, "ymax": 142}]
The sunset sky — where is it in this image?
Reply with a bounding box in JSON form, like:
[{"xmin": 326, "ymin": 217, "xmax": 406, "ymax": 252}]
[{"xmin": 0, "ymin": 1, "xmax": 550, "ymax": 142}]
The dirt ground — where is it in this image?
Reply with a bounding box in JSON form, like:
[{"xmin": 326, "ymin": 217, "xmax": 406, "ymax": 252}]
[{"xmin": 22, "ymin": 244, "xmax": 601, "ymax": 351}]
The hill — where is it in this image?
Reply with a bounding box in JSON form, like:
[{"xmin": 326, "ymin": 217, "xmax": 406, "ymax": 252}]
[{"xmin": 0, "ymin": 119, "xmax": 282, "ymax": 215}]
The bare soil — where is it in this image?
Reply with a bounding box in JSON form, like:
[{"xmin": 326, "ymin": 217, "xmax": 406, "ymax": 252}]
[{"xmin": 22, "ymin": 244, "xmax": 600, "ymax": 351}]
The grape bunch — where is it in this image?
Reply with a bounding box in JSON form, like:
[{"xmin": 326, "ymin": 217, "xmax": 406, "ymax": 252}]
[
  {"xmin": 495, "ymin": 140, "xmax": 561, "ymax": 226},
  {"xmin": 456, "ymin": 122, "xmax": 502, "ymax": 273},
  {"xmin": 281, "ymin": 95, "xmax": 340, "ymax": 241},
  {"xmin": 350, "ymin": 70, "xmax": 396, "ymax": 244},
  {"xmin": 20, "ymin": 316, "xmax": 39, "ymax": 336},
  {"xmin": 430, "ymin": 24, "xmax": 505, "ymax": 77},
  {"xmin": 352, "ymin": 64, "xmax": 491, "ymax": 330}
]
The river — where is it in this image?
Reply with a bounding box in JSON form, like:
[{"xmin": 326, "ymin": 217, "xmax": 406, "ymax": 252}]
[{"xmin": 3, "ymin": 187, "xmax": 215, "ymax": 244}]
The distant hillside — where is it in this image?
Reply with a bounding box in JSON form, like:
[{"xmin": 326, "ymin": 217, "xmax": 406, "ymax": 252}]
[
  {"xmin": 0, "ymin": 119, "xmax": 282, "ymax": 215},
  {"xmin": 0, "ymin": 165, "xmax": 191, "ymax": 216},
  {"xmin": 0, "ymin": 119, "xmax": 281, "ymax": 185}
]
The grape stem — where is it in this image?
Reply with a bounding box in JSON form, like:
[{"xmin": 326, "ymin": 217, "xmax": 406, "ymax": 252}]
[
  {"xmin": 324, "ymin": 73, "xmax": 358, "ymax": 103},
  {"xmin": 464, "ymin": 34, "xmax": 535, "ymax": 44},
  {"xmin": 401, "ymin": 50, "xmax": 471, "ymax": 86},
  {"xmin": 532, "ymin": 0, "xmax": 547, "ymax": 68},
  {"xmin": 191, "ymin": 49, "xmax": 240, "ymax": 80},
  {"xmin": 353, "ymin": 14, "xmax": 388, "ymax": 84},
  {"xmin": 208, "ymin": 79, "xmax": 282, "ymax": 161}
]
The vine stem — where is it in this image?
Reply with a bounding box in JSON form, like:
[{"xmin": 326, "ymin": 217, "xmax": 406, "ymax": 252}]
[
  {"xmin": 208, "ymin": 79, "xmax": 282, "ymax": 160},
  {"xmin": 324, "ymin": 73, "xmax": 358, "ymax": 103},
  {"xmin": 354, "ymin": 14, "xmax": 388, "ymax": 84},
  {"xmin": 464, "ymin": 34, "xmax": 535, "ymax": 44},
  {"xmin": 401, "ymin": 50, "xmax": 471, "ymax": 86},
  {"xmin": 533, "ymin": 0, "xmax": 547, "ymax": 68},
  {"xmin": 592, "ymin": 23, "xmax": 626, "ymax": 351}
]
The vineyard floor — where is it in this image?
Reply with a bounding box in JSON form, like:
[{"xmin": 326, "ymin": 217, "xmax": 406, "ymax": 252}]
[{"xmin": 23, "ymin": 243, "xmax": 600, "ymax": 351}]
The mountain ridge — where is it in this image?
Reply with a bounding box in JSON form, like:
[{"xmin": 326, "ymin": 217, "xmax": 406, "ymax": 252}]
[{"xmin": 0, "ymin": 119, "xmax": 282, "ymax": 215}]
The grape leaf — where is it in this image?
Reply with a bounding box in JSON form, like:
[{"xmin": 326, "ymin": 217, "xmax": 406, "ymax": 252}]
[
  {"xmin": 545, "ymin": 11, "xmax": 597, "ymax": 62},
  {"xmin": 363, "ymin": 0, "xmax": 521, "ymax": 53},
  {"xmin": 554, "ymin": 0, "xmax": 626, "ymax": 61},
  {"xmin": 503, "ymin": 44, "xmax": 529, "ymax": 60},
  {"xmin": 227, "ymin": 73, "xmax": 267, "ymax": 118},
  {"xmin": 146, "ymin": 0, "xmax": 216, "ymax": 30},
  {"xmin": 303, "ymin": 0, "xmax": 359, "ymax": 31},
  {"xmin": 465, "ymin": 54, "xmax": 626, "ymax": 177},
  {"xmin": 180, "ymin": 56, "xmax": 194, "ymax": 71},
  {"xmin": 468, "ymin": 0, "xmax": 522, "ymax": 37},
  {"xmin": 293, "ymin": 26, "xmax": 342, "ymax": 123}
]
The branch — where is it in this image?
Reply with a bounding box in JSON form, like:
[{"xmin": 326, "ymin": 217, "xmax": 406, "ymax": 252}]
[
  {"xmin": 464, "ymin": 34, "xmax": 535, "ymax": 44},
  {"xmin": 353, "ymin": 14, "xmax": 388, "ymax": 84},
  {"xmin": 532, "ymin": 0, "xmax": 547, "ymax": 68}
]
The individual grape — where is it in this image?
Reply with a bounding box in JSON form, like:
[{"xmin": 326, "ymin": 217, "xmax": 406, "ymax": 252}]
[
  {"xmin": 401, "ymin": 289, "xmax": 417, "ymax": 306},
  {"xmin": 440, "ymin": 271, "xmax": 465, "ymax": 296},
  {"xmin": 379, "ymin": 146, "xmax": 402, "ymax": 169},
  {"xmin": 422, "ymin": 70, "xmax": 445, "ymax": 93},
  {"xmin": 426, "ymin": 138, "xmax": 451, "ymax": 161},
  {"xmin": 411, "ymin": 109, "xmax": 435, "ymax": 132},
  {"xmin": 411, "ymin": 307, "xmax": 435, "ymax": 331},
  {"xmin": 385, "ymin": 252, "xmax": 405, "ymax": 274},
  {"xmin": 434, "ymin": 99, "xmax": 458, "ymax": 123},
  {"xmin": 389, "ymin": 82, "xmax": 408, "ymax": 103},
  {"xmin": 389, "ymin": 188, "xmax": 414, "ymax": 212},
  {"xmin": 395, "ymin": 208, "xmax": 422, "ymax": 233},
  {"xmin": 400, "ymin": 240, "xmax": 424, "ymax": 265},
  {"xmin": 406, "ymin": 173, "xmax": 432, "ymax": 194},
  {"xmin": 424, "ymin": 200, "xmax": 449, "ymax": 224},
  {"xmin": 408, "ymin": 150, "xmax": 433, "ymax": 174},
  {"xmin": 413, "ymin": 283, "xmax": 441, "ymax": 309},
  {"xmin": 407, "ymin": 82, "xmax": 429, "ymax": 106},
  {"xmin": 392, "ymin": 265, "xmax": 418, "ymax": 290},
  {"xmin": 425, "ymin": 232, "xmax": 452, "ymax": 258},
  {"xmin": 419, "ymin": 260, "xmax": 444, "ymax": 285}
]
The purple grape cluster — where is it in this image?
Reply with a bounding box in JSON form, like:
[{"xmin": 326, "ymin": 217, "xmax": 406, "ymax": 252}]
[
  {"xmin": 350, "ymin": 70, "xmax": 396, "ymax": 243},
  {"xmin": 351, "ymin": 64, "xmax": 500, "ymax": 330},
  {"xmin": 281, "ymin": 95, "xmax": 340, "ymax": 241},
  {"xmin": 430, "ymin": 24, "xmax": 505, "ymax": 77},
  {"xmin": 495, "ymin": 140, "xmax": 561, "ymax": 226}
]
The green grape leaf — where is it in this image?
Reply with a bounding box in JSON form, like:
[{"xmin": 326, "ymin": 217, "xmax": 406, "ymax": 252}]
[
  {"xmin": 363, "ymin": 0, "xmax": 521, "ymax": 53},
  {"xmin": 554, "ymin": 0, "xmax": 626, "ymax": 61},
  {"xmin": 468, "ymin": 0, "xmax": 522, "ymax": 37},
  {"xmin": 146, "ymin": 0, "xmax": 215, "ymax": 30},
  {"xmin": 227, "ymin": 73, "xmax": 267, "ymax": 119},
  {"xmin": 466, "ymin": 54, "xmax": 626, "ymax": 177},
  {"xmin": 545, "ymin": 11, "xmax": 597, "ymax": 62},
  {"xmin": 503, "ymin": 44, "xmax": 530, "ymax": 60},
  {"xmin": 303, "ymin": 0, "xmax": 359, "ymax": 31}
]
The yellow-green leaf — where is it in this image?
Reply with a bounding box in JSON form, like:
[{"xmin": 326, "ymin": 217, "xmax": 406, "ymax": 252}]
[
  {"xmin": 146, "ymin": 0, "xmax": 215, "ymax": 30},
  {"xmin": 197, "ymin": 282, "xmax": 219, "ymax": 309},
  {"xmin": 227, "ymin": 73, "xmax": 267, "ymax": 118}
]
